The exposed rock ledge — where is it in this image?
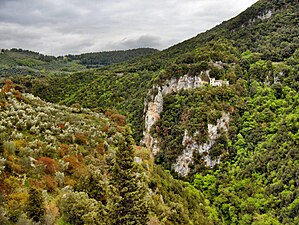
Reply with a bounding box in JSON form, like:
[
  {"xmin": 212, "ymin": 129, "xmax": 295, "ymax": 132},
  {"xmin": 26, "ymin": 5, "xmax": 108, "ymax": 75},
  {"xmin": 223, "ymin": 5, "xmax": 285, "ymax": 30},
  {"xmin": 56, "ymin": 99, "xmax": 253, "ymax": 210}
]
[
  {"xmin": 142, "ymin": 72, "xmax": 229, "ymax": 155},
  {"xmin": 172, "ymin": 112, "xmax": 229, "ymax": 176}
]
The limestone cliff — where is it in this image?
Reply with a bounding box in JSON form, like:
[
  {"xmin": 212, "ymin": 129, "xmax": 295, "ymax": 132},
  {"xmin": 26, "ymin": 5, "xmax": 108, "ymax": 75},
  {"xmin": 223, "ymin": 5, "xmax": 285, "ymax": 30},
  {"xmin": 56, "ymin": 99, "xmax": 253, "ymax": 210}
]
[
  {"xmin": 143, "ymin": 71, "xmax": 228, "ymax": 154},
  {"xmin": 142, "ymin": 71, "xmax": 229, "ymax": 175}
]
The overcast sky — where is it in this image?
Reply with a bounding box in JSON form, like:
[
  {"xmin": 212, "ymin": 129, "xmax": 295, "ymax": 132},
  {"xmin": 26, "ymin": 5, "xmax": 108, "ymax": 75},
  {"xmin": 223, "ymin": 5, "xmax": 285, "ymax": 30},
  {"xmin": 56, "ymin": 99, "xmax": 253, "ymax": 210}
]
[{"xmin": 0, "ymin": 0, "xmax": 258, "ymax": 56}]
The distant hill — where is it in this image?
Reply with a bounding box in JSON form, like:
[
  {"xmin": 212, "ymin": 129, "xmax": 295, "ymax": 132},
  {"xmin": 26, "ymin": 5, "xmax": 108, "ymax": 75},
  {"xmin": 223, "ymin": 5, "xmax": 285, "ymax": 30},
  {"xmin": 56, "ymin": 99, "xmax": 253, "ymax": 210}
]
[
  {"xmin": 0, "ymin": 48, "xmax": 85, "ymax": 78},
  {"xmin": 0, "ymin": 48, "xmax": 159, "ymax": 78},
  {"xmin": 66, "ymin": 48, "xmax": 159, "ymax": 67}
]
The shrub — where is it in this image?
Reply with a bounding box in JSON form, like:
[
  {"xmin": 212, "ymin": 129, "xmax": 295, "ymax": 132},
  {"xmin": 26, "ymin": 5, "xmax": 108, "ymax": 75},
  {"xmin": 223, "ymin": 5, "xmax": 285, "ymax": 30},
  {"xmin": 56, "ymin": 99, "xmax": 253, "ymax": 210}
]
[
  {"xmin": 63, "ymin": 155, "xmax": 82, "ymax": 174},
  {"xmin": 27, "ymin": 188, "xmax": 45, "ymax": 223},
  {"xmin": 59, "ymin": 144, "xmax": 72, "ymax": 157},
  {"xmin": 13, "ymin": 90, "xmax": 24, "ymax": 101},
  {"xmin": 96, "ymin": 142, "xmax": 105, "ymax": 155},
  {"xmin": 1, "ymin": 79, "xmax": 14, "ymax": 93},
  {"xmin": 0, "ymin": 157, "xmax": 6, "ymax": 175},
  {"xmin": 44, "ymin": 202, "xmax": 60, "ymax": 225},
  {"xmin": 6, "ymin": 157, "xmax": 24, "ymax": 174},
  {"xmin": 55, "ymin": 172, "xmax": 65, "ymax": 187},
  {"xmin": 3, "ymin": 141, "xmax": 16, "ymax": 155},
  {"xmin": 105, "ymin": 111, "xmax": 126, "ymax": 126},
  {"xmin": 44, "ymin": 175, "xmax": 57, "ymax": 192},
  {"xmin": 7, "ymin": 191, "xmax": 29, "ymax": 223},
  {"xmin": 36, "ymin": 157, "xmax": 59, "ymax": 175},
  {"xmin": 74, "ymin": 133, "xmax": 88, "ymax": 145},
  {"xmin": 0, "ymin": 206, "xmax": 10, "ymax": 225}
]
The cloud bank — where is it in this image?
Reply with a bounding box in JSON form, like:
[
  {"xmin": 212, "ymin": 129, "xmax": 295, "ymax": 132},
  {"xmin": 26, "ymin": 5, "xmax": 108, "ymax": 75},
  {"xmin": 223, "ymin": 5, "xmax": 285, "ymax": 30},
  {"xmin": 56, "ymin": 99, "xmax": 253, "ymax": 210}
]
[{"xmin": 0, "ymin": 0, "xmax": 258, "ymax": 55}]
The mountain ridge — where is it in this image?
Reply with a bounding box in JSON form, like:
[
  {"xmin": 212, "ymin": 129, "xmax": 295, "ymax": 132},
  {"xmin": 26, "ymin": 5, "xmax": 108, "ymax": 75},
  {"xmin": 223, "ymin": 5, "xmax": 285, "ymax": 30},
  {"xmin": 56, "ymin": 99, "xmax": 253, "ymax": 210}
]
[{"xmin": 161, "ymin": 0, "xmax": 298, "ymax": 61}]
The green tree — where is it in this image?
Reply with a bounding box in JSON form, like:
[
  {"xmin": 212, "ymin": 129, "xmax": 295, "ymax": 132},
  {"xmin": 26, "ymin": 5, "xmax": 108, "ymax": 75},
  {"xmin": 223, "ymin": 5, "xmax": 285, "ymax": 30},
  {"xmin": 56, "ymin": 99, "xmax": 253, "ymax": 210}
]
[
  {"xmin": 109, "ymin": 128, "xmax": 149, "ymax": 225},
  {"xmin": 27, "ymin": 188, "xmax": 45, "ymax": 223},
  {"xmin": 60, "ymin": 191, "xmax": 107, "ymax": 225}
]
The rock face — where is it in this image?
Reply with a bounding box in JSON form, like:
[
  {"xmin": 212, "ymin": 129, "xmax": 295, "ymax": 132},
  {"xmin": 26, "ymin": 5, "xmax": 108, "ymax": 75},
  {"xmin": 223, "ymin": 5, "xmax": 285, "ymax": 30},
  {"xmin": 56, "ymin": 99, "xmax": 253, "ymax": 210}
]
[
  {"xmin": 143, "ymin": 72, "xmax": 229, "ymax": 156},
  {"xmin": 249, "ymin": 10, "xmax": 273, "ymax": 24},
  {"xmin": 258, "ymin": 10, "xmax": 272, "ymax": 20},
  {"xmin": 143, "ymin": 73, "xmax": 205, "ymax": 154},
  {"xmin": 172, "ymin": 112, "xmax": 230, "ymax": 176}
]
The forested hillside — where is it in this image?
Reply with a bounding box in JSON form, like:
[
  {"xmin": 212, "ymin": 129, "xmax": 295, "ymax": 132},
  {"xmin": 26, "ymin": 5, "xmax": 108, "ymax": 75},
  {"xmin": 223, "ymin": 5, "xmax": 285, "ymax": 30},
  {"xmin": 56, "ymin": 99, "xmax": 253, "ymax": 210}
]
[
  {"xmin": 67, "ymin": 48, "xmax": 159, "ymax": 67},
  {"xmin": 0, "ymin": 81, "xmax": 212, "ymax": 224},
  {"xmin": 0, "ymin": 49, "xmax": 85, "ymax": 77},
  {"xmin": 1, "ymin": 0, "xmax": 299, "ymax": 224},
  {"xmin": 163, "ymin": 0, "xmax": 298, "ymax": 61},
  {"xmin": 0, "ymin": 48, "xmax": 158, "ymax": 78}
]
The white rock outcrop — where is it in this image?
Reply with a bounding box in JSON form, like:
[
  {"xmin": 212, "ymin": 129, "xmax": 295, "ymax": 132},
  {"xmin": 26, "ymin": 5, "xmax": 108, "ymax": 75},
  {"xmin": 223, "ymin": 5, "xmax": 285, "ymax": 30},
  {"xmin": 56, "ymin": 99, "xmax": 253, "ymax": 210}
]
[
  {"xmin": 249, "ymin": 10, "xmax": 273, "ymax": 24},
  {"xmin": 143, "ymin": 72, "xmax": 229, "ymax": 154},
  {"xmin": 172, "ymin": 112, "xmax": 229, "ymax": 176},
  {"xmin": 258, "ymin": 10, "xmax": 272, "ymax": 20}
]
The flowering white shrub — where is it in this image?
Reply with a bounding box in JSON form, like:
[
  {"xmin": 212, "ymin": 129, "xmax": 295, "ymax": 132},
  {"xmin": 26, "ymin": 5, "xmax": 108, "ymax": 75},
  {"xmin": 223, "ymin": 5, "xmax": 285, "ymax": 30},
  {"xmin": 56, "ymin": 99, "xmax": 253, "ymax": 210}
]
[
  {"xmin": 0, "ymin": 91, "xmax": 119, "ymax": 185},
  {"xmin": 58, "ymin": 159, "xmax": 69, "ymax": 171},
  {"xmin": 55, "ymin": 171, "xmax": 65, "ymax": 187},
  {"xmin": 0, "ymin": 90, "xmax": 138, "ymax": 225},
  {"xmin": 0, "ymin": 125, "xmax": 6, "ymax": 132},
  {"xmin": 0, "ymin": 157, "xmax": 6, "ymax": 175},
  {"xmin": 11, "ymin": 131, "xmax": 23, "ymax": 139}
]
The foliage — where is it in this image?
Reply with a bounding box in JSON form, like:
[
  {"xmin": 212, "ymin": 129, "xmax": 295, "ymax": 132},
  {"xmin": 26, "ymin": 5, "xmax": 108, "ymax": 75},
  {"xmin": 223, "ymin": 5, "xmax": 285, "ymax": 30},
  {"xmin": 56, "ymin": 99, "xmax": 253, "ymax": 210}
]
[
  {"xmin": 193, "ymin": 84, "xmax": 299, "ymax": 224},
  {"xmin": 27, "ymin": 188, "xmax": 45, "ymax": 223},
  {"xmin": 67, "ymin": 48, "xmax": 159, "ymax": 67},
  {"xmin": 153, "ymin": 83, "xmax": 245, "ymax": 171},
  {"xmin": 148, "ymin": 165, "xmax": 213, "ymax": 224},
  {"xmin": 0, "ymin": 89, "xmax": 211, "ymax": 224},
  {"xmin": 109, "ymin": 128, "xmax": 149, "ymax": 224},
  {"xmin": 60, "ymin": 191, "xmax": 106, "ymax": 225}
]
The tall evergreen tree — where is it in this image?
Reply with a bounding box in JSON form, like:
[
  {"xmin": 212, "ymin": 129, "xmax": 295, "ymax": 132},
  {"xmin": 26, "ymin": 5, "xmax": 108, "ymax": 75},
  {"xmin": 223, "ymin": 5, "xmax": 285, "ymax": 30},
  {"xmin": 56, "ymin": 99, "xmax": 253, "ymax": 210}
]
[
  {"xmin": 27, "ymin": 188, "xmax": 45, "ymax": 223},
  {"xmin": 109, "ymin": 128, "xmax": 149, "ymax": 225}
]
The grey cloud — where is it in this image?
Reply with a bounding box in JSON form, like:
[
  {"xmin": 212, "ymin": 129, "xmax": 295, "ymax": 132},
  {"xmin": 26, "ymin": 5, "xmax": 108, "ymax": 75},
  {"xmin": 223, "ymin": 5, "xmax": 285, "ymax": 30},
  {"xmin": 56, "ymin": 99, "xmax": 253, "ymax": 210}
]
[
  {"xmin": 107, "ymin": 35, "xmax": 163, "ymax": 50},
  {"xmin": 0, "ymin": 0, "xmax": 94, "ymax": 26},
  {"xmin": 0, "ymin": 0, "xmax": 258, "ymax": 55},
  {"xmin": 0, "ymin": 22, "xmax": 93, "ymax": 55}
]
